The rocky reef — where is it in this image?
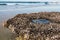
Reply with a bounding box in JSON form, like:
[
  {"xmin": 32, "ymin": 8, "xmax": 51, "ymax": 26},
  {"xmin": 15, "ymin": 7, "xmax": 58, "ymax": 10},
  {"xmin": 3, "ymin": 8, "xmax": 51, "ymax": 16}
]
[{"xmin": 4, "ymin": 12, "xmax": 60, "ymax": 40}]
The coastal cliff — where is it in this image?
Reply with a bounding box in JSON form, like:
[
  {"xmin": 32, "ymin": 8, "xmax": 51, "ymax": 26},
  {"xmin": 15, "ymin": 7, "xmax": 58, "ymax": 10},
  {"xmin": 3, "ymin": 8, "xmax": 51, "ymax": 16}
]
[{"xmin": 4, "ymin": 12, "xmax": 60, "ymax": 40}]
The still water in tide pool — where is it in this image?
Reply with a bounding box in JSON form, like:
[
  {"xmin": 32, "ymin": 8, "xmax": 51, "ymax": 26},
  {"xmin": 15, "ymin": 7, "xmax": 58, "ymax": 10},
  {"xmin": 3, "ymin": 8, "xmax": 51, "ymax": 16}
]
[{"xmin": 0, "ymin": 4, "xmax": 60, "ymax": 40}]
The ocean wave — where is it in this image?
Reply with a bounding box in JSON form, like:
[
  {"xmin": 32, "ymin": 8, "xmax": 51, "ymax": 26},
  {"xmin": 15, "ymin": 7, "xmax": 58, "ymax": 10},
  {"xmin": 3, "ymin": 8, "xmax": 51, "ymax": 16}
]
[{"xmin": 0, "ymin": 2, "xmax": 49, "ymax": 6}]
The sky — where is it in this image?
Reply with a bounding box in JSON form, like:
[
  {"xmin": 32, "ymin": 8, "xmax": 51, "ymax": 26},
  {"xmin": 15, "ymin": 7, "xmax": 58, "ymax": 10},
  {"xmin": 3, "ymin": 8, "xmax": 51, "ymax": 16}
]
[{"xmin": 0, "ymin": 0, "xmax": 60, "ymax": 2}]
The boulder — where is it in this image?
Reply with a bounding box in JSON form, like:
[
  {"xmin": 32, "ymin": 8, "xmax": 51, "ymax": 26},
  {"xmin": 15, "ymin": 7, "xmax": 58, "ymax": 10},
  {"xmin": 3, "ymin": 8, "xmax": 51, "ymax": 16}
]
[{"xmin": 4, "ymin": 12, "xmax": 60, "ymax": 40}]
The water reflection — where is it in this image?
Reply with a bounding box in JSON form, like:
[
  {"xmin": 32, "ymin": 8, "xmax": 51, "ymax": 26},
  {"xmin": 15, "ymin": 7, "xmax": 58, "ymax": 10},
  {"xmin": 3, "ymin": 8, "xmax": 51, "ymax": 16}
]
[{"xmin": 32, "ymin": 19, "xmax": 50, "ymax": 24}]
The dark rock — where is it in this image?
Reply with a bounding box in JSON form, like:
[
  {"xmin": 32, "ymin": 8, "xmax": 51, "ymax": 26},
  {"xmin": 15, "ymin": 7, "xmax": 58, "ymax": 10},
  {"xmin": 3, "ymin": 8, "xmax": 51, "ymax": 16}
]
[{"xmin": 4, "ymin": 12, "xmax": 60, "ymax": 40}]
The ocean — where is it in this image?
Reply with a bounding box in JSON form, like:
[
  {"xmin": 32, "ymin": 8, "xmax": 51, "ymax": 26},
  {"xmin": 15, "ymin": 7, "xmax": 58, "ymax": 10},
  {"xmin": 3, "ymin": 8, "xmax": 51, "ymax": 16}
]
[{"xmin": 0, "ymin": 3, "xmax": 60, "ymax": 40}]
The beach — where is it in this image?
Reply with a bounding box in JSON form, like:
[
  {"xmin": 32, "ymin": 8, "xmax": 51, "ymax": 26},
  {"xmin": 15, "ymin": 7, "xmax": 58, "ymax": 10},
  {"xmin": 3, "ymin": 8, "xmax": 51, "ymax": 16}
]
[{"xmin": 0, "ymin": 4, "xmax": 60, "ymax": 40}]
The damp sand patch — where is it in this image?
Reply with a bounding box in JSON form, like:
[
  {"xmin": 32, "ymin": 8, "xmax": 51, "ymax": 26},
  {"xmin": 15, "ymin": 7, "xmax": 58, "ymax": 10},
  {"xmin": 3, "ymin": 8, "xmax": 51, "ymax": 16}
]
[{"xmin": 0, "ymin": 22, "xmax": 15, "ymax": 40}]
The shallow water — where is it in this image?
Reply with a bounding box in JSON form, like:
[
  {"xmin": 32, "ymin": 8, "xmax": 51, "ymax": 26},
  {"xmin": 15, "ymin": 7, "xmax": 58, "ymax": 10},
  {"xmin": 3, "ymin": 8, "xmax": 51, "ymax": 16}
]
[
  {"xmin": 0, "ymin": 4, "xmax": 60, "ymax": 40},
  {"xmin": 32, "ymin": 19, "xmax": 50, "ymax": 24}
]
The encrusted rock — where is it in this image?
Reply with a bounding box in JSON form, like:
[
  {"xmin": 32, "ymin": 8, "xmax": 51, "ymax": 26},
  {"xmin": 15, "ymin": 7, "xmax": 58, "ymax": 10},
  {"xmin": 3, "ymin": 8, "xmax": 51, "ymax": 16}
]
[{"xmin": 4, "ymin": 12, "xmax": 60, "ymax": 40}]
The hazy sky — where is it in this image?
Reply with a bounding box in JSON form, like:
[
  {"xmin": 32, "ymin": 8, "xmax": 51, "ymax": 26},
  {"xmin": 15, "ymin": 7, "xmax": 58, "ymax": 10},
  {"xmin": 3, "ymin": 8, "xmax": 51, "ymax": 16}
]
[{"xmin": 0, "ymin": 0, "xmax": 60, "ymax": 2}]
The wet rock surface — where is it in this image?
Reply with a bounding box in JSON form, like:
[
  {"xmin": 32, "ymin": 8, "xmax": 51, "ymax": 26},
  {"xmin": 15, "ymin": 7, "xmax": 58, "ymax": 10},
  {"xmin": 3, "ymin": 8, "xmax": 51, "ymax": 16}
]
[{"xmin": 4, "ymin": 12, "xmax": 60, "ymax": 40}]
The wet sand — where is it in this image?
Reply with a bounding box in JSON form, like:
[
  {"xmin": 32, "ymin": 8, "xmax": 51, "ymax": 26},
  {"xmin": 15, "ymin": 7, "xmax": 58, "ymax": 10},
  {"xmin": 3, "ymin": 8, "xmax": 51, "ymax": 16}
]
[
  {"xmin": 0, "ymin": 22, "xmax": 15, "ymax": 40},
  {"xmin": 0, "ymin": 14, "xmax": 15, "ymax": 40}
]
